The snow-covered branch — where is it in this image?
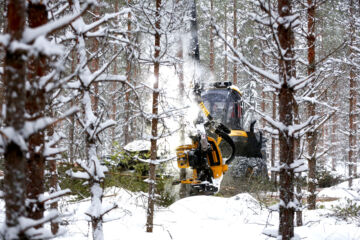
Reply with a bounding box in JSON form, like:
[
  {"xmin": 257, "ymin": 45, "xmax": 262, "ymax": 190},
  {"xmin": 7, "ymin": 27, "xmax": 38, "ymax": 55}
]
[
  {"xmin": 135, "ymin": 155, "xmax": 177, "ymax": 165},
  {"xmin": 23, "ymin": 1, "xmax": 93, "ymax": 43},
  {"xmin": 214, "ymin": 24, "xmax": 280, "ymax": 86}
]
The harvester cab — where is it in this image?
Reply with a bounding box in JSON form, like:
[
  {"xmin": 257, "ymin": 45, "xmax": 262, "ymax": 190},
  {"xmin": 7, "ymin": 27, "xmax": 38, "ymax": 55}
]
[{"xmin": 175, "ymin": 82, "xmax": 267, "ymax": 196}]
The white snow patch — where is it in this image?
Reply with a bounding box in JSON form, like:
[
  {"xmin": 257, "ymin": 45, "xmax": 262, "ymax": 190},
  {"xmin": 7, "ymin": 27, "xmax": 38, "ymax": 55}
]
[{"xmin": 124, "ymin": 140, "xmax": 151, "ymax": 152}]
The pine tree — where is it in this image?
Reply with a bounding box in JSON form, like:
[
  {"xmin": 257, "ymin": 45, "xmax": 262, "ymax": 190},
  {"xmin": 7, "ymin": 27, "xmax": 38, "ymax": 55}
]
[
  {"xmin": 25, "ymin": 0, "xmax": 48, "ymax": 224},
  {"xmin": 3, "ymin": 0, "xmax": 28, "ymax": 238}
]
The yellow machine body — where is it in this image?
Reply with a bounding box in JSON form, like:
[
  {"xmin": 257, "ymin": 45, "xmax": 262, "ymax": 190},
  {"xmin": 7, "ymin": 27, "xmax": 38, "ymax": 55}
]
[{"xmin": 176, "ymin": 136, "xmax": 228, "ymax": 184}]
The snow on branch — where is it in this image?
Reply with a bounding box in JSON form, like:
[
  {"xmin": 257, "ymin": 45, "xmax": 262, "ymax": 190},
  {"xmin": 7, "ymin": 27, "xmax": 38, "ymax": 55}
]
[
  {"xmin": 244, "ymin": 98, "xmax": 320, "ymax": 137},
  {"xmin": 19, "ymin": 210, "xmax": 58, "ymax": 234},
  {"xmin": 296, "ymin": 110, "xmax": 336, "ymax": 138},
  {"xmin": 23, "ymin": 1, "xmax": 94, "ymax": 43},
  {"xmin": 94, "ymin": 74, "xmax": 127, "ymax": 82},
  {"xmin": 288, "ymin": 75, "xmax": 314, "ymax": 90},
  {"xmin": 95, "ymin": 119, "xmax": 116, "ymax": 136},
  {"xmin": 243, "ymin": 100, "xmax": 285, "ymax": 131},
  {"xmin": 83, "ymin": 50, "xmax": 123, "ymax": 87},
  {"xmin": 100, "ymin": 204, "xmax": 118, "ymax": 218},
  {"xmin": 79, "ymin": 10, "xmax": 130, "ymax": 35},
  {"xmin": 23, "ymin": 106, "xmax": 79, "ymax": 138},
  {"xmin": 291, "ymin": 160, "xmax": 308, "ymax": 173},
  {"xmin": 297, "ymin": 96, "xmax": 339, "ymax": 112},
  {"xmin": 44, "ymin": 132, "xmax": 67, "ymax": 157},
  {"xmin": 213, "ymin": 24, "xmax": 280, "ymax": 86},
  {"xmin": 0, "ymin": 127, "xmax": 27, "ymax": 151},
  {"xmin": 288, "ymin": 115, "xmax": 319, "ymax": 136},
  {"xmin": 43, "ymin": 146, "xmax": 67, "ymax": 157},
  {"xmin": 46, "ymin": 132, "xmax": 65, "ymax": 148},
  {"xmin": 66, "ymin": 168, "xmax": 90, "ymax": 180},
  {"xmin": 38, "ymin": 189, "xmax": 71, "ymax": 204},
  {"xmin": 135, "ymin": 155, "xmax": 177, "ymax": 165},
  {"xmin": 263, "ymin": 126, "xmax": 279, "ymax": 135},
  {"xmin": 0, "ymin": 34, "xmax": 10, "ymax": 47}
]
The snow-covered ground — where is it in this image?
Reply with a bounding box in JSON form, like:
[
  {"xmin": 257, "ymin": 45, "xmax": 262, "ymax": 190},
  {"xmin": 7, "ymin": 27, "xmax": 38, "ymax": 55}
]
[
  {"xmin": 53, "ymin": 179, "xmax": 360, "ymax": 240},
  {"xmin": 1, "ymin": 180, "xmax": 360, "ymax": 240}
]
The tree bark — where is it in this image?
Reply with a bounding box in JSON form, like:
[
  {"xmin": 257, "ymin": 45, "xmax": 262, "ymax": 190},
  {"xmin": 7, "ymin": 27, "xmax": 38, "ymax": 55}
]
[
  {"xmin": 3, "ymin": 0, "xmax": 28, "ymax": 238},
  {"xmin": 331, "ymin": 80, "xmax": 338, "ymax": 171},
  {"xmin": 26, "ymin": 1, "xmax": 48, "ymax": 223},
  {"xmin": 224, "ymin": 5, "xmax": 228, "ymax": 82},
  {"xmin": 69, "ymin": 50, "xmax": 77, "ymax": 164},
  {"xmin": 233, "ymin": 0, "xmax": 237, "ymax": 84},
  {"xmin": 306, "ymin": 0, "xmax": 317, "ymax": 210},
  {"xmin": 294, "ymin": 102, "xmax": 302, "ymax": 226},
  {"xmin": 146, "ymin": 0, "xmax": 161, "ymax": 233},
  {"xmin": 348, "ymin": 0, "xmax": 357, "ymax": 187},
  {"xmin": 91, "ymin": 6, "xmax": 100, "ymax": 114},
  {"xmin": 277, "ymin": 0, "xmax": 296, "ymax": 239},
  {"xmin": 209, "ymin": 0, "xmax": 215, "ymax": 73},
  {"xmin": 111, "ymin": 0, "xmax": 119, "ymax": 147},
  {"xmin": 47, "ymin": 113, "xmax": 59, "ymax": 234},
  {"xmin": 271, "ymin": 93, "xmax": 276, "ymax": 184},
  {"xmin": 176, "ymin": 20, "xmax": 187, "ymax": 199},
  {"xmin": 124, "ymin": 0, "xmax": 132, "ymax": 145}
]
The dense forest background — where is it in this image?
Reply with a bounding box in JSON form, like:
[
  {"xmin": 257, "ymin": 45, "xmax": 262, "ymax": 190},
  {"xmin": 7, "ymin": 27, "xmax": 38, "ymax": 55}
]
[{"xmin": 0, "ymin": 0, "xmax": 359, "ymax": 240}]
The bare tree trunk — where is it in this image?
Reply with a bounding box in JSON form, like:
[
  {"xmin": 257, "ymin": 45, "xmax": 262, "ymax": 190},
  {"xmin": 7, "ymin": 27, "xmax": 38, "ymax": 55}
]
[
  {"xmin": 47, "ymin": 113, "xmax": 59, "ymax": 234},
  {"xmin": 0, "ymin": 76, "xmax": 3, "ymax": 124},
  {"xmin": 209, "ymin": 0, "xmax": 215, "ymax": 73},
  {"xmin": 233, "ymin": 0, "xmax": 237, "ymax": 84},
  {"xmin": 271, "ymin": 93, "xmax": 276, "ymax": 183},
  {"xmin": 3, "ymin": 0, "xmax": 28, "ymax": 238},
  {"xmin": 25, "ymin": 2, "xmax": 48, "ymax": 223},
  {"xmin": 306, "ymin": 0, "xmax": 317, "ymax": 210},
  {"xmin": 293, "ymin": 103, "xmax": 302, "ymax": 226},
  {"xmin": 261, "ymin": 91, "xmax": 266, "ymax": 128},
  {"xmin": 224, "ymin": 5, "xmax": 228, "ymax": 82},
  {"xmin": 277, "ymin": 1, "xmax": 296, "ymax": 239},
  {"xmin": 348, "ymin": 0, "xmax": 357, "ymax": 187},
  {"xmin": 331, "ymin": 80, "xmax": 338, "ymax": 171},
  {"xmin": 111, "ymin": 0, "xmax": 119, "ymax": 147},
  {"xmin": 124, "ymin": 0, "xmax": 132, "ymax": 145},
  {"xmin": 69, "ymin": 99, "xmax": 75, "ymax": 163},
  {"xmin": 176, "ymin": 22, "xmax": 187, "ymax": 199},
  {"xmin": 146, "ymin": 0, "xmax": 161, "ymax": 233},
  {"xmin": 87, "ymin": 137, "xmax": 104, "ymax": 240},
  {"xmin": 69, "ymin": 49, "xmax": 77, "ymax": 163}
]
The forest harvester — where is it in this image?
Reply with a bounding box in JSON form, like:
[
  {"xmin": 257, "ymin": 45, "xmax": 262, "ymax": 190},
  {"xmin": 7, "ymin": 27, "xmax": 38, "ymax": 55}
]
[
  {"xmin": 174, "ymin": 82, "xmax": 268, "ymax": 195},
  {"xmin": 173, "ymin": 0, "xmax": 267, "ymax": 195}
]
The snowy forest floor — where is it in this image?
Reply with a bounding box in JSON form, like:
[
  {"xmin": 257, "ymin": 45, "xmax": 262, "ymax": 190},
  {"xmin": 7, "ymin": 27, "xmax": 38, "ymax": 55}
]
[{"xmin": 1, "ymin": 179, "xmax": 360, "ymax": 240}]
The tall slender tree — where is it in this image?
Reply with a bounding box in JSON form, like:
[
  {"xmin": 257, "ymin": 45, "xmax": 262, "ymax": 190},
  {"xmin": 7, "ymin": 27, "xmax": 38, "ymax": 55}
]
[
  {"xmin": 25, "ymin": 0, "xmax": 48, "ymax": 223},
  {"xmin": 146, "ymin": 0, "xmax": 161, "ymax": 232},
  {"xmin": 277, "ymin": 1, "xmax": 296, "ymax": 237},
  {"xmin": 209, "ymin": 0, "xmax": 215, "ymax": 73},
  {"xmin": 3, "ymin": 0, "xmax": 28, "ymax": 238},
  {"xmin": 306, "ymin": 0, "xmax": 318, "ymax": 210},
  {"xmin": 233, "ymin": 0, "xmax": 237, "ymax": 84},
  {"xmin": 348, "ymin": 0, "xmax": 357, "ymax": 187}
]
